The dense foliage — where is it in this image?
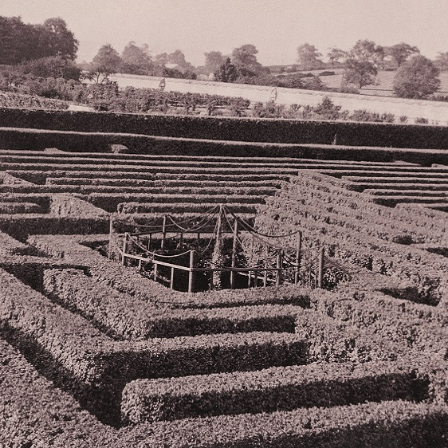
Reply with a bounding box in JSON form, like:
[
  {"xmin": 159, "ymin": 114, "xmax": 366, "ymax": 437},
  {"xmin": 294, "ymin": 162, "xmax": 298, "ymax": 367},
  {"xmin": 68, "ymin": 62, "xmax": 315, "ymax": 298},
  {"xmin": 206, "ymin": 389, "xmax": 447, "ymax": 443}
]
[{"xmin": 0, "ymin": 16, "xmax": 78, "ymax": 64}]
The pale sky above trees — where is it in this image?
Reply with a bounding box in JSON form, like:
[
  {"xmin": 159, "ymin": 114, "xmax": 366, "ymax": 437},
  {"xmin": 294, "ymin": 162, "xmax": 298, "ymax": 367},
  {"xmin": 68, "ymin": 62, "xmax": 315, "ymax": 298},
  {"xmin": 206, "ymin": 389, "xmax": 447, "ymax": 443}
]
[{"xmin": 1, "ymin": 0, "xmax": 447, "ymax": 67}]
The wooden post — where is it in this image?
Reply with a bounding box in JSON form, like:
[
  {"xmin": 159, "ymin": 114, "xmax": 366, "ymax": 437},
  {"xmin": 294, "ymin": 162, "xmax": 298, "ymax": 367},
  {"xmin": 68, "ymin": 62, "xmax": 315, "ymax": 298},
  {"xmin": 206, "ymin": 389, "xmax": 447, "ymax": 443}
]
[
  {"xmin": 294, "ymin": 231, "xmax": 302, "ymax": 284},
  {"xmin": 138, "ymin": 259, "xmax": 142, "ymax": 271},
  {"xmin": 188, "ymin": 250, "xmax": 195, "ymax": 293},
  {"xmin": 247, "ymin": 270, "xmax": 251, "ymax": 287},
  {"xmin": 108, "ymin": 215, "xmax": 114, "ymax": 259},
  {"xmin": 230, "ymin": 219, "xmax": 238, "ymax": 289},
  {"xmin": 121, "ymin": 232, "xmax": 128, "ymax": 265},
  {"xmin": 147, "ymin": 233, "xmax": 152, "ymax": 250},
  {"xmin": 263, "ymin": 247, "xmax": 268, "ymax": 287},
  {"xmin": 161, "ymin": 215, "xmax": 167, "ymax": 250},
  {"xmin": 170, "ymin": 266, "xmax": 175, "ymax": 289},
  {"xmin": 318, "ymin": 247, "xmax": 325, "ymax": 288},
  {"xmin": 276, "ymin": 250, "xmax": 282, "ymax": 286},
  {"xmin": 153, "ymin": 256, "xmax": 158, "ymax": 282}
]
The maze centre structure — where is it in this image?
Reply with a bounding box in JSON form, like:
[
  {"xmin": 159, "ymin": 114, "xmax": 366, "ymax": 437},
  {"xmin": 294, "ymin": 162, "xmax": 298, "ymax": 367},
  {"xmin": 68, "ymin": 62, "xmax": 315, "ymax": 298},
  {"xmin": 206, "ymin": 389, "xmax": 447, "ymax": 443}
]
[{"xmin": 3, "ymin": 109, "xmax": 448, "ymax": 446}]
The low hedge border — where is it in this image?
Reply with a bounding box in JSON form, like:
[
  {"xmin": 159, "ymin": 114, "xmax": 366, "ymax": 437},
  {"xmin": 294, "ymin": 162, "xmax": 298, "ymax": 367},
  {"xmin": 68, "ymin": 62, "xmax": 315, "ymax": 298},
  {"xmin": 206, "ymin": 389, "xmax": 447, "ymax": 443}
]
[
  {"xmin": 121, "ymin": 360, "xmax": 429, "ymax": 425},
  {"xmin": 43, "ymin": 268, "xmax": 298, "ymax": 339}
]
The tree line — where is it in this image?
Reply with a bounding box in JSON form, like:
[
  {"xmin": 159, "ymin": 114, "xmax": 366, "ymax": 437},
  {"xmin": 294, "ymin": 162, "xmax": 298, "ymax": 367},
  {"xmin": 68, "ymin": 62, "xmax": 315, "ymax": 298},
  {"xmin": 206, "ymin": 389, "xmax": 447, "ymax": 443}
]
[{"xmin": 1, "ymin": 15, "xmax": 448, "ymax": 101}]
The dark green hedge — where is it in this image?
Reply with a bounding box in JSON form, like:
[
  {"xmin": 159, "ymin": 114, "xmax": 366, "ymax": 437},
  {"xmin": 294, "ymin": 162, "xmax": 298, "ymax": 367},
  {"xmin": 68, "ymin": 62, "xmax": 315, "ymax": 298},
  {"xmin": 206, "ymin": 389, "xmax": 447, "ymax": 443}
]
[
  {"xmin": 2, "ymin": 107, "xmax": 448, "ymax": 149},
  {"xmin": 121, "ymin": 361, "xmax": 428, "ymax": 424}
]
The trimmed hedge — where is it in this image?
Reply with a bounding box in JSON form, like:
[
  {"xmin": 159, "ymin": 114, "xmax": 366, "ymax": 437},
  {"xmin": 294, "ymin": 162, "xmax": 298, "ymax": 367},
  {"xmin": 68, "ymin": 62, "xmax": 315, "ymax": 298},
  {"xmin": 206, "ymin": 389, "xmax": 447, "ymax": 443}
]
[
  {"xmin": 3, "ymin": 127, "xmax": 448, "ymax": 165},
  {"xmin": 0, "ymin": 201, "xmax": 42, "ymax": 213},
  {"xmin": 120, "ymin": 400, "xmax": 448, "ymax": 447},
  {"xmin": 29, "ymin": 234, "xmax": 311, "ymax": 310},
  {"xmin": 255, "ymin": 172, "xmax": 448, "ymax": 303},
  {"xmin": 3, "ymin": 107, "xmax": 448, "ymax": 149},
  {"xmin": 121, "ymin": 360, "xmax": 428, "ymax": 424},
  {"xmin": 0, "ymin": 230, "xmax": 30, "ymax": 255},
  {"xmin": 0, "ymin": 339, "xmax": 115, "ymax": 447},
  {"xmin": 0, "ymin": 215, "xmax": 110, "ymax": 241},
  {"xmin": 1, "ymin": 265, "xmax": 308, "ymax": 425},
  {"xmin": 50, "ymin": 193, "xmax": 108, "ymax": 218},
  {"xmin": 43, "ymin": 268, "xmax": 298, "ymax": 339}
]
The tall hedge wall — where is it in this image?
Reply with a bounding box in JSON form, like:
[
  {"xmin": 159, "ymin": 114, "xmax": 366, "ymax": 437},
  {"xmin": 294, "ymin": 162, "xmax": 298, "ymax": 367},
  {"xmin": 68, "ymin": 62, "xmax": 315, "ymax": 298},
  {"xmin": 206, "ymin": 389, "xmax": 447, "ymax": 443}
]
[{"xmin": 2, "ymin": 107, "xmax": 448, "ymax": 149}]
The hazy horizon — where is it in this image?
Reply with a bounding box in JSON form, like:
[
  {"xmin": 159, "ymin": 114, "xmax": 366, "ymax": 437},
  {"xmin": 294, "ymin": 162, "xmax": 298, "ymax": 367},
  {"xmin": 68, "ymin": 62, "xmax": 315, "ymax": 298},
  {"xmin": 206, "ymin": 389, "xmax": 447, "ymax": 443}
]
[{"xmin": 1, "ymin": 0, "xmax": 446, "ymax": 67}]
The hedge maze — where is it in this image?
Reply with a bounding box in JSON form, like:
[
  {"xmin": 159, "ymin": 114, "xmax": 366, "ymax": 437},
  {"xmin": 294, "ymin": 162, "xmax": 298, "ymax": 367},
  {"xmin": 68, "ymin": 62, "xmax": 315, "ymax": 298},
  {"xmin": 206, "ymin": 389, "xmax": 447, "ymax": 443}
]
[{"xmin": 1, "ymin": 113, "xmax": 448, "ymax": 446}]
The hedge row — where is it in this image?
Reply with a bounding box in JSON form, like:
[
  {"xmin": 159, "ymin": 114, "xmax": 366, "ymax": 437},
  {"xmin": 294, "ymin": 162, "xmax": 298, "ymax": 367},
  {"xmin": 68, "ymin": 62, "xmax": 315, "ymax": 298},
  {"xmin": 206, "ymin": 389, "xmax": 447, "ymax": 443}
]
[
  {"xmin": 121, "ymin": 360, "xmax": 428, "ymax": 425},
  {"xmin": 310, "ymin": 285, "xmax": 448, "ymax": 362},
  {"xmin": 299, "ymin": 172, "xmax": 448, "ymax": 239},
  {"xmin": 0, "ymin": 215, "xmax": 110, "ymax": 241},
  {"xmin": 29, "ymin": 234, "xmax": 311, "ymax": 310},
  {"xmin": 3, "ymin": 107, "xmax": 448, "ymax": 149},
  {"xmin": 3, "ymin": 127, "xmax": 448, "ymax": 166},
  {"xmin": 1, "ymin": 160, "xmax": 299, "ymax": 176},
  {"xmin": 372, "ymin": 194, "xmax": 448, "ymax": 207},
  {"xmin": 1, "ymin": 266, "xmax": 309, "ymax": 425},
  {"xmin": 46, "ymin": 176, "xmax": 283, "ymax": 188},
  {"xmin": 0, "ymin": 201, "xmax": 42, "ymax": 214},
  {"xmin": 0, "ymin": 152, "xmax": 401, "ymax": 170},
  {"xmin": 0, "ymin": 229, "xmax": 30, "ymax": 255},
  {"xmin": 43, "ymin": 268, "xmax": 298, "ymax": 339},
  {"xmin": 0, "ymin": 338, "xmax": 114, "ymax": 447},
  {"xmin": 275, "ymin": 174, "xmax": 443, "ymax": 245},
  {"xmin": 116, "ymin": 202, "xmax": 258, "ymax": 214},
  {"xmin": 49, "ymin": 193, "xmax": 108, "ymax": 218},
  {"xmin": 120, "ymin": 400, "xmax": 448, "ymax": 447},
  {"xmin": 0, "ymin": 149, "xmax": 404, "ymax": 167},
  {"xmin": 12, "ymin": 168, "xmax": 291, "ymax": 184},
  {"xmin": 3, "ymin": 336, "xmax": 446, "ymax": 447}
]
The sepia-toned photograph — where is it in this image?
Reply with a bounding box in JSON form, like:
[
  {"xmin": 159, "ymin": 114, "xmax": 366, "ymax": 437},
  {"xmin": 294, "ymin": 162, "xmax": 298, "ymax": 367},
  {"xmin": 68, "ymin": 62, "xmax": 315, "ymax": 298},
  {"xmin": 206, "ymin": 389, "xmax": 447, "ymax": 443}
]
[{"xmin": 0, "ymin": 1, "xmax": 448, "ymax": 446}]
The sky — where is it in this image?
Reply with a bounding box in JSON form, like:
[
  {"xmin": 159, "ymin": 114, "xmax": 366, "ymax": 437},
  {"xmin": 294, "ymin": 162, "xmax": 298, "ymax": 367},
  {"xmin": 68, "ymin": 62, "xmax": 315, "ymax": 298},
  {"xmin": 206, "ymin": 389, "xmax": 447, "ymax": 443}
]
[{"xmin": 1, "ymin": 0, "xmax": 447, "ymax": 66}]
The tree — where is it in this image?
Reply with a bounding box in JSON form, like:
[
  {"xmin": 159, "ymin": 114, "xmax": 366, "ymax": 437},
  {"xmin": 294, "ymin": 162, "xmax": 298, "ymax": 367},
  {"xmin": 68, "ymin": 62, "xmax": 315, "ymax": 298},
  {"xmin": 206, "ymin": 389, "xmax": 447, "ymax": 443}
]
[
  {"xmin": 121, "ymin": 41, "xmax": 152, "ymax": 75},
  {"xmin": 327, "ymin": 48, "xmax": 346, "ymax": 68},
  {"xmin": 435, "ymin": 52, "xmax": 448, "ymax": 72},
  {"xmin": 0, "ymin": 16, "xmax": 38, "ymax": 64},
  {"xmin": 231, "ymin": 44, "xmax": 264, "ymax": 75},
  {"xmin": 386, "ymin": 43, "xmax": 419, "ymax": 67},
  {"xmin": 214, "ymin": 58, "xmax": 238, "ymax": 82},
  {"xmin": 332, "ymin": 40, "xmax": 384, "ymax": 89},
  {"xmin": 204, "ymin": 51, "xmax": 226, "ymax": 74},
  {"xmin": 35, "ymin": 17, "xmax": 79, "ymax": 60},
  {"xmin": 88, "ymin": 44, "xmax": 122, "ymax": 83},
  {"xmin": 296, "ymin": 43, "xmax": 323, "ymax": 70},
  {"xmin": 393, "ymin": 55, "xmax": 440, "ymax": 99}
]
